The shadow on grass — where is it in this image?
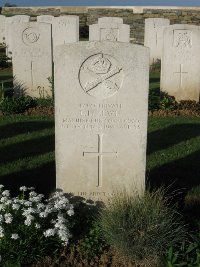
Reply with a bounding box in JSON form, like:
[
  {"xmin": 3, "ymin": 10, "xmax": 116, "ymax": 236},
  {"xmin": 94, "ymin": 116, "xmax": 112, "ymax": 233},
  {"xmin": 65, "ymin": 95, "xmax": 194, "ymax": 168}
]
[
  {"xmin": 0, "ymin": 161, "xmax": 56, "ymax": 197},
  {"xmin": 147, "ymin": 123, "xmax": 200, "ymax": 155},
  {"xmin": 0, "ymin": 135, "xmax": 54, "ymax": 164},
  {"xmin": 149, "ymin": 77, "xmax": 160, "ymax": 83},
  {"xmin": 0, "ymin": 120, "xmax": 54, "ymax": 139}
]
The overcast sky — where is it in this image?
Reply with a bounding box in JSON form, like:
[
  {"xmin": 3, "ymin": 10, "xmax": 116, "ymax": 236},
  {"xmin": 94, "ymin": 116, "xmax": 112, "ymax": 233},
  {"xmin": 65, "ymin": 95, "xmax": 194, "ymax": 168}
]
[{"xmin": 1, "ymin": 0, "xmax": 200, "ymax": 7}]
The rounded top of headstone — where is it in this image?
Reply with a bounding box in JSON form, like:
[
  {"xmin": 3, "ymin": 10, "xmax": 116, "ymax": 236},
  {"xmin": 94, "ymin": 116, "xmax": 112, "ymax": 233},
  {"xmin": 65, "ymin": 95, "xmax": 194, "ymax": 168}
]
[{"xmin": 98, "ymin": 17, "xmax": 123, "ymax": 24}]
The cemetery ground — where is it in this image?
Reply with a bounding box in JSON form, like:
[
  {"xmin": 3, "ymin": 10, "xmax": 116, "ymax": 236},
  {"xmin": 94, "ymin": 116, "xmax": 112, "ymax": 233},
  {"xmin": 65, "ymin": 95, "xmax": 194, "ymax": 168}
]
[{"xmin": 0, "ymin": 66, "xmax": 200, "ymax": 266}]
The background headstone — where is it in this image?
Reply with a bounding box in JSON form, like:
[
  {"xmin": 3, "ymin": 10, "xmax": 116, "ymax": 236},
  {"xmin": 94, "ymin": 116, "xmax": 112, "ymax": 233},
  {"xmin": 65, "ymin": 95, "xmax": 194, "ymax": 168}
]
[
  {"xmin": 5, "ymin": 15, "xmax": 30, "ymax": 57},
  {"xmin": 37, "ymin": 15, "xmax": 54, "ymax": 24},
  {"xmin": 160, "ymin": 24, "xmax": 200, "ymax": 102},
  {"xmin": 89, "ymin": 17, "xmax": 130, "ymax": 42},
  {"xmin": 11, "ymin": 22, "xmax": 53, "ymax": 98},
  {"xmin": 144, "ymin": 18, "xmax": 170, "ymax": 64},
  {"xmin": 52, "ymin": 15, "xmax": 79, "ymax": 55},
  {"xmin": 0, "ymin": 15, "xmax": 6, "ymax": 45},
  {"xmin": 54, "ymin": 41, "xmax": 149, "ymax": 201}
]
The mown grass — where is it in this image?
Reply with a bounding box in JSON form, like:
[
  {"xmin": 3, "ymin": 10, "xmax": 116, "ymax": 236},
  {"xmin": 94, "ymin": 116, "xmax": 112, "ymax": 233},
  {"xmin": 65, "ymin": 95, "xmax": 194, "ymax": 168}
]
[{"xmin": 0, "ymin": 115, "xmax": 199, "ymax": 199}]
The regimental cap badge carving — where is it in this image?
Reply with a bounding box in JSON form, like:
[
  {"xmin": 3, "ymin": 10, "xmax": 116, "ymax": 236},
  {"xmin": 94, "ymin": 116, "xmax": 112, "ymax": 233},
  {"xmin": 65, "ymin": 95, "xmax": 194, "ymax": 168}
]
[{"xmin": 90, "ymin": 54, "xmax": 111, "ymax": 74}]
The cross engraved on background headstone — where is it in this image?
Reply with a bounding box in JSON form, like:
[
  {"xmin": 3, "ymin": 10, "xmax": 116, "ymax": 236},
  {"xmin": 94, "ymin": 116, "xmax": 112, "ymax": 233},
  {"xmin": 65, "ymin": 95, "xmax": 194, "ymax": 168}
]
[
  {"xmin": 83, "ymin": 134, "xmax": 117, "ymax": 187},
  {"xmin": 173, "ymin": 64, "xmax": 188, "ymax": 88}
]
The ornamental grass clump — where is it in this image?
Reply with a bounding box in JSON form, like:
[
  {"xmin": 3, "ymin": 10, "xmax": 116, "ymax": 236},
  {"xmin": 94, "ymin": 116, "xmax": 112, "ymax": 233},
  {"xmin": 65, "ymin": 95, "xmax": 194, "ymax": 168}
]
[
  {"xmin": 0, "ymin": 185, "xmax": 74, "ymax": 266},
  {"xmin": 98, "ymin": 188, "xmax": 187, "ymax": 267}
]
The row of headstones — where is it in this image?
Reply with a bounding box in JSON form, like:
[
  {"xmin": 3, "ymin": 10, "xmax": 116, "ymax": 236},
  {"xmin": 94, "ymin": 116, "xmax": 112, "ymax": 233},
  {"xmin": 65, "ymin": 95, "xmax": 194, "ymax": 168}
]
[
  {"xmin": 0, "ymin": 15, "xmax": 199, "ymax": 102},
  {"xmin": 145, "ymin": 18, "xmax": 200, "ymax": 102},
  {"xmin": 0, "ymin": 15, "xmax": 130, "ymax": 98}
]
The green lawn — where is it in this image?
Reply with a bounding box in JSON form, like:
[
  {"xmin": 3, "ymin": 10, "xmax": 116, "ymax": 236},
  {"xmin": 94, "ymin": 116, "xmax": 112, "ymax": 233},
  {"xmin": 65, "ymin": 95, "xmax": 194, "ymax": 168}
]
[{"xmin": 0, "ymin": 115, "xmax": 199, "ymax": 201}]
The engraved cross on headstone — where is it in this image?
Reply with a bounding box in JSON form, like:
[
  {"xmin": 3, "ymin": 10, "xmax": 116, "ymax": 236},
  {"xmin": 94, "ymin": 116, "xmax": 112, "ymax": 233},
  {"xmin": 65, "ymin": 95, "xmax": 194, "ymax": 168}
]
[
  {"xmin": 83, "ymin": 134, "xmax": 117, "ymax": 187},
  {"xmin": 174, "ymin": 64, "xmax": 188, "ymax": 88}
]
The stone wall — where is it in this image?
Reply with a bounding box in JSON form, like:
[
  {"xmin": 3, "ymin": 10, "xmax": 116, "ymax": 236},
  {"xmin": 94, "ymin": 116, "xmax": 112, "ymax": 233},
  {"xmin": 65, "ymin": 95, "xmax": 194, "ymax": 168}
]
[{"xmin": 2, "ymin": 6, "xmax": 200, "ymax": 44}]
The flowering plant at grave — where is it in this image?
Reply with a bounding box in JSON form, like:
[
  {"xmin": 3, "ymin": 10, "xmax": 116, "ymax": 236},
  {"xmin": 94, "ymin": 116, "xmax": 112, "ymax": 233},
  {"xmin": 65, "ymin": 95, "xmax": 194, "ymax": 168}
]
[{"xmin": 0, "ymin": 185, "xmax": 74, "ymax": 266}]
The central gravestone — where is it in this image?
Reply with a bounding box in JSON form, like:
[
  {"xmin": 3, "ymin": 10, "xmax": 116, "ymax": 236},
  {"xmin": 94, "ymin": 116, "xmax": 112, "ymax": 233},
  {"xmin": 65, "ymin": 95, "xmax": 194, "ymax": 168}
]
[
  {"xmin": 0, "ymin": 15, "xmax": 6, "ymax": 44},
  {"xmin": 54, "ymin": 41, "xmax": 149, "ymax": 201}
]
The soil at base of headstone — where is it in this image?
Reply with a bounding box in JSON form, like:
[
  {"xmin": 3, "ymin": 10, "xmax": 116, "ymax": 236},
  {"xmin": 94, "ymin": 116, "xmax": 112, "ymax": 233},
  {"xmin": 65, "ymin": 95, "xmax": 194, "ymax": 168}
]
[{"xmin": 31, "ymin": 245, "xmax": 160, "ymax": 267}]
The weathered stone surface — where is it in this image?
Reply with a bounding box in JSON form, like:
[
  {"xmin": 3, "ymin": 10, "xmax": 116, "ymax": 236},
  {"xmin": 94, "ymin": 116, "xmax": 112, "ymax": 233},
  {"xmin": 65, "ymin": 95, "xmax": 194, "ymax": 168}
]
[
  {"xmin": 52, "ymin": 15, "xmax": 79, "ymax": 54},
  {"xmin": 0, "ymin": 15, "xmax": 6, "ymax": 44},
  {"xmin": 89, "ymin": 17, "xmax": 130, "ymax": 42},
  {"xmin": 161, "ymin": 24, "xmax": 200, "ymax": 102},
  {"xmin": 144, "ymin": 18, "xmax": 170, "ymax": 64},
  {"xmin": 11, "ymin": 22, "xmax": 53, "ymax": 98},
  {"xmin": 5, "ymin": 15, "xmax": 30, "ymax": 56},
  {"xmin": 54, "ymin": 41, "xmax": 149, "ymax": 201},
  {"xmin": 37, "ymin": 15, "xmax": 54, "ymax": 23}
]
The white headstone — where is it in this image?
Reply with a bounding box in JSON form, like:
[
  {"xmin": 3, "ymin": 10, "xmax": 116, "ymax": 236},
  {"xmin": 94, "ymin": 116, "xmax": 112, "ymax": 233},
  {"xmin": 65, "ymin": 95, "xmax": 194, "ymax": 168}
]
[
  {"xmin": 0, "ymin": 15, "xmax": 6, "ymax": 45},
  {"xmin": 11, "ymin": 22, "xmax": 53, "ymax": 98},
  {"xmin": 144, "ymin": 18, "xmax": 170, "ymax": 64},
  {"xmin": 54, "ymin": 41, "xmax": 149, "ymax": 201},
  {"xmin": 52, "ymin": 15, "xmax": 79, "ymax": 54},
  {"xmin": 5, "ymin": 15, "xmax": 30, "ymax": 57},
  {"xmin": 89, "ymin": 17, "xmax": 130, "ymax": 42},
  {"xmin": 160, "ymin": 24, "xmax": 200, "ymax": 102},
  {"xmin": 37, "ymin": 15, "xmax": 54, "ymax": 24}
]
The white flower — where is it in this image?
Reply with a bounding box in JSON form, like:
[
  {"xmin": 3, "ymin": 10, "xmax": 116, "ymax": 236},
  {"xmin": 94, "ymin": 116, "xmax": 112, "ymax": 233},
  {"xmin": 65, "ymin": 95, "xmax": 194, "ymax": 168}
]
[
  {"xmin": 37, "ymin": 203, "xmax": 45, "ymax": 210},
  {"xmin": 0, "ymin": 215, "xmax": 3, "ymax": 223},
  {"xmin": 2, "ymin": 190, "xmax": 10, "ymax": 197},
  {"xmin": 0, "ymin": 197, "xmax": 8, "ymax": 203},
  {"xmin": 35, "ymin": 223, "xmax": 41, "ymax": 229},
  {"xmin": 39, "ymin": 211, "xmax": 48, "ymax": 218},
  {"xmin": 11, "ymin": 233, "xmax": 19, "ymax": 240},
  {"xmin": 0, "ymin": 185, "xmax": 4, "ymax": 190},
  {"xmin": 4, "ymin": 213, "xmax": 13, "ymax": 224},
  {"xmin": 24, "ymin": 215, "xmax": 34, "ymax": 226},
  {"xmin": 0, "ymin": 226, "xmax": 4, "ymax": 238},
  {"xmin": 19, "ymin": 186, "xmax": 27, "ymax": 191},
  {"xmin": 24, "ymin": 201, "xmax": 32, "ymax": 207},
  {"xmin": 29, "ymin": 191, "xmax": 37, "ymax": 197},
  {"xmin": 43, "ymin": 228, "xmax": 56, "ymax": 237},
  {"xmin": 0, "ymin": 204, "xmax": 5, "ymax": 211},
  {"xmin": 67, "ymin": 209, "xmax": 74, "ymax": 216},
  {"xmin": 12, "ymin": 203, "xmax": 20, "ymax": 210}
]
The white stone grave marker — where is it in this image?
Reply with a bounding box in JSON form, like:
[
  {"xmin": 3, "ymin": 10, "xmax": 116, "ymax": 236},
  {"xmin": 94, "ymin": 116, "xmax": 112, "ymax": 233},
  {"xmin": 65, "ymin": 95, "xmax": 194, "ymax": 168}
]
[
  {"xmin": 11, "ymin": 22, "xmax": 53, "ymax": 98},
  {"xmin": 0, "ymin": 15, "xmax": 6, "ymax": 45},
  {"xmin": 37, "ymin": 15, "xmax": 54, "ymax": 24},
  {"xmin": 144, "ymin": 18, "xmax": 170, "ymax": 64},
  {"xmin": 160, "ymin": 24, "xmax": 200, "ymax": 102},
  {"xmin": 52, "ymin": 16, "xmax": 79, "ymax": 55},
  {"xmin": 89, "ymin": 17, "xmax": 130, "ymax": 42},
  {"xmin": 5, "ymin": 15, "xmax": 30, "ymax": 57},
  {"xmin": 54, "ymin": 41, "xmax": 149, "ymax": 201}
]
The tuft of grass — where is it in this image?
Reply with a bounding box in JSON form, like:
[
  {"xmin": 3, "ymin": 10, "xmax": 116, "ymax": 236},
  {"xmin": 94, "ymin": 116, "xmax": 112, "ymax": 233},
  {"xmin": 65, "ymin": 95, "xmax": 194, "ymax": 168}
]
[{"xmin": 98, "ymin": 188, "xmax": 187, "ymax": 266}]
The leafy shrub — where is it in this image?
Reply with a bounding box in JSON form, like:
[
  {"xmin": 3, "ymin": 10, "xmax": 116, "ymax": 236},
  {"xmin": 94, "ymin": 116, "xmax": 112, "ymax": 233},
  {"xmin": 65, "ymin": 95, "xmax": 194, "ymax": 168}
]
[
  {"xmin": 98, "ymin": 188, "xmax": 187, "ymax": 266},
  {"xmin": 178, "ymin": 100, "xmax": 200, "ymax": 112},
  {"xmin": 165, "ymin": 236, "xmax": 200, "ymax": 267},
  {"xmin": 148, "ymin": 87, "xmax": 160, "ymax": 110},
  {"xmin": 0, "ymin": 96, "xmax": 37, "ymax": 115},
  {"xmin": 79, "ymin": 222, "xmax": 107, "ymax": 259},
  {"xmin": 0, "ymin": 185, "xmax": 74, "ymax": 266},
  {"xmin": 159, "ymin": 92, "xmax": 178, "ymax": 111},
  {"xmin": 35, "ymin": 97, "xmax": 54, "ymax": 107}
]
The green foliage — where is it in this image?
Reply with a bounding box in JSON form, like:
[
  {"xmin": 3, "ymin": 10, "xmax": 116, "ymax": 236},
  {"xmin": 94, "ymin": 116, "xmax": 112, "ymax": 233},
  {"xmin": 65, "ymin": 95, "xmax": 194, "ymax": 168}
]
[
  {"xmin": 79, "ymin": 222, "xmax": 107, "ymax": 259},
  {"xmin": 150, "ymin": 59, "xmax": 161, "ymax": 73},
  {"xmin": 159, "ymin": 92, "xmax": 178, "ymax": 111},
  {"xmin": 0, "ymin": 96, "xmax": 37, "ymax": 115},
  {"xmin": 165, "ymin": 235, "xmax": 200, "ymax": 267},
  {"xmin": 0, "ymin": 53, "xmax": 10, "ymax": 69},
  {"xmin": 98, "ymin": 188, "xmax": 186, "ymax": 265},
  {"xmin": 0, "ymin": 186, "xmax": 74, "ymax": 266},
  {"xmin": 69, "ymin": 200, "xmax": 106, "ymax": 259},
  {"xmin": 148, "ymin": 87, "xmax": 160, "ymax": 110},
  {"xmin": 35, "ymin": 97, "xmax": 54, "ymax": 107}
]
